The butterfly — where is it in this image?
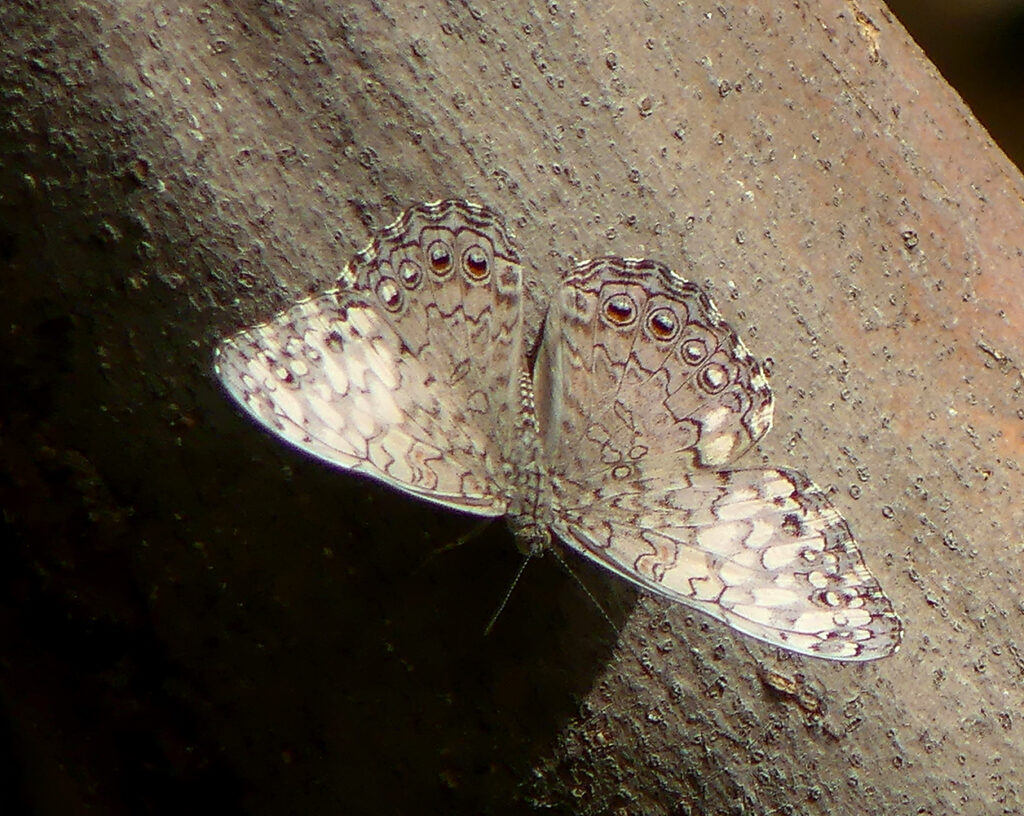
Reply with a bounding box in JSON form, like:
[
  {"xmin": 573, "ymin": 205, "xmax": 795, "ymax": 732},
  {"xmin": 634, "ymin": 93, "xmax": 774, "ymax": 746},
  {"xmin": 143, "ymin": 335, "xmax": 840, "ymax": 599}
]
[{"xmin": 213, "ymin": 199, "xmax": 902, "ymax": 661}]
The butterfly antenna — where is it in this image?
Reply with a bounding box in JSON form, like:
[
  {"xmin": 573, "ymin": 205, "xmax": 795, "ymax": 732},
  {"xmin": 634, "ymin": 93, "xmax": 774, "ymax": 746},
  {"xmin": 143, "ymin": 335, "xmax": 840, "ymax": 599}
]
[
  {"xmin": 483, "ymin": 554, "xmax": 531, "ymax": 636},
  {"xmin": 488, "ymin": 546, "xmax": 669, "ymax": 688},
  {"xmin": 546, "ymin": 545, "xmax": 621, "ymax": 636},
  {"xmin": 547, "ymin": 545, "xmax": 668, "ymax": 684}
]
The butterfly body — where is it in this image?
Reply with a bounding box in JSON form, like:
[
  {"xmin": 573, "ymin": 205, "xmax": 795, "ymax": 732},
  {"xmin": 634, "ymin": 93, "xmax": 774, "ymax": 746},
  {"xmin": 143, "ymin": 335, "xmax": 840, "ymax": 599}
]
[
  {"xmin": 214, "ymin": 199, "xmax": 902, "ymax": 661},
  {"xmin": 501, "ymin": 369, "xmax": 553, "ymax": 557}
]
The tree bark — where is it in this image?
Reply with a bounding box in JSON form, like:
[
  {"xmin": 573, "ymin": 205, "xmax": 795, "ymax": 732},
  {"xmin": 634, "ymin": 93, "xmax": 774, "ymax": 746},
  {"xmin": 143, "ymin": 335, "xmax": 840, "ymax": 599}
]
[{"xmin": 2, "ymin": 1, "xmax": 1023, "ymax": 814}]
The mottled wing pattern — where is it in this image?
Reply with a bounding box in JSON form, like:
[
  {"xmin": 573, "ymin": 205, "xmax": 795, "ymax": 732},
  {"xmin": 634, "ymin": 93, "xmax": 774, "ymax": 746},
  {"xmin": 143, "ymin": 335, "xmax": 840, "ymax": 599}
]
[
  {"xmin": 535, "ymin": 258, "xmax": 773, "ymax": 478},
  {"xmin": 553, "ymin": 469, "xmax": 902, "ymax": 660},
  {"xmin": 538, "ymin": 257, "xmax": 901, "ymax": 660},
  {"xmin": 343, "ymin": 201, "xmax": 527, "ymax": 462},
  {"xmin": 214, "ymin": 200, "xmax": 524, "ymax": 515}
]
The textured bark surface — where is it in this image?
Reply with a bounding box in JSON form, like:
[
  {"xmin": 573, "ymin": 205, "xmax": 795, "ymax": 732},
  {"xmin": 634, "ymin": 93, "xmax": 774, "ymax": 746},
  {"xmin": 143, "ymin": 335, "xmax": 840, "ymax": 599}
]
[{"xmin": 2, "ymin": 1, "xmax": 1024, "ymax": 814}]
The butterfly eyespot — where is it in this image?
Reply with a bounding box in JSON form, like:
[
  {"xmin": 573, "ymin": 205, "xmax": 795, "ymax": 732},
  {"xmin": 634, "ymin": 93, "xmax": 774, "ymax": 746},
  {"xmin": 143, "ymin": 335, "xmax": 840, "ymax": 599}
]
[
  {"xmin": 427, "ymin": 240, "xmax": 454, "ymax": 277},
  {"xmin": 680, "ymin": 337, "xmax": 709, "ymax": 365},
  {"xmin": 462, "ymin": 245, "xmax": 490, "ymax": 281},
  {"xmin": 611, "ymin": 464, "xmax": 633, "ymax": 480},
  {"xmin": 375, "ymin": 277, "xmax": 404, "ymax": 312},
  {"xmin": 399, "ymin": 259, "xmax": 423, "ymax": 289},
  {"xmin": 628, "ymin": 444, "xmax": 648, "ymax": 460},
  {"xmin": 646, "ymin": 307, "xmax": 679, "ymax": 341},
  {"xmin": 602, "ymin": 293, "xmax": 638, "ymax": 327},
  {"xmin": 698, "ymin": 362, "xmax": 730, "ymax": 393}
]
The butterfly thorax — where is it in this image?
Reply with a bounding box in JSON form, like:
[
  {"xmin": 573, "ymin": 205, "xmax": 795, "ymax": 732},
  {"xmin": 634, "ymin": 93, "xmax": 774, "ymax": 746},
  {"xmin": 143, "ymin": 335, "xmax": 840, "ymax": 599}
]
[{"xmin": 503, "ymin": 369, "xmax": 554, "ymax": 557}]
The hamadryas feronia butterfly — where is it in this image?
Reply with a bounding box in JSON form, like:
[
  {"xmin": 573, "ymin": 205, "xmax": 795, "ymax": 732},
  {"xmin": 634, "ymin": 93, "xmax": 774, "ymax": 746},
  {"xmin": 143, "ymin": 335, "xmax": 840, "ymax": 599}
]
[{"xmin": 213, "ymin": 199, "xmax": 902, "ymax": 661}]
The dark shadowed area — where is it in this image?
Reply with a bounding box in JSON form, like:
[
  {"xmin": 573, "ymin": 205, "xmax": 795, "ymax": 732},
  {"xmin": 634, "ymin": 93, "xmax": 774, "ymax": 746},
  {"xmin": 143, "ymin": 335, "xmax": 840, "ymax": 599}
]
[{"xmin": 888, "ymin": 0, "xmax": 1024, "ymax": 171}]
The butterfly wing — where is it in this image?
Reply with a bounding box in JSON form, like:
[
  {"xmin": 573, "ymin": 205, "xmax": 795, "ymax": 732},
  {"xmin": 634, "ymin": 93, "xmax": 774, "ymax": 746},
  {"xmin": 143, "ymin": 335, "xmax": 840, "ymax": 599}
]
[
  {"xmin": 552, "ymin": 468, "xmax": 902, "ymax": 660},
  {"xmin": 535, "ymin": 257, "xmax": 773, "ymax": 478},
  {"xmin": 214, "ymin": 200, "xmax": 526, "ymax": 515},
  {"xmin": 537, "ymin": 257, "xmax": 901, "ymax": 660}
]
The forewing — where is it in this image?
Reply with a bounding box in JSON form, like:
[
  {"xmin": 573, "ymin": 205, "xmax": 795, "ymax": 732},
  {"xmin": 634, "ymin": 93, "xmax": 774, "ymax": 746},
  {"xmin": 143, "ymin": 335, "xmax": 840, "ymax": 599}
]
[
  {"xmin": 535, "ymin": 257, "xmax": 772, "ymax": 480},
  {"xmin": 342, "ymin": 200, "xmax": 526, "ymax": 459},
  {"xmin": 552, "ymin": 467, "xmax": 902, "ymax": 661},
  {"xmin": 213, "ymin": 200, "xmax": 526, "ymax": 515}
]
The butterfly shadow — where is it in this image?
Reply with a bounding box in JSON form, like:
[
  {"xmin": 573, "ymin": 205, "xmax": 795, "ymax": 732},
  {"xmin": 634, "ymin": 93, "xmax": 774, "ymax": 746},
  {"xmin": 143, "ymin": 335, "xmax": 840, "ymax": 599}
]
[{"xmin": 208, "ymin": 438, "xmax": 642, "ymax": 814}]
